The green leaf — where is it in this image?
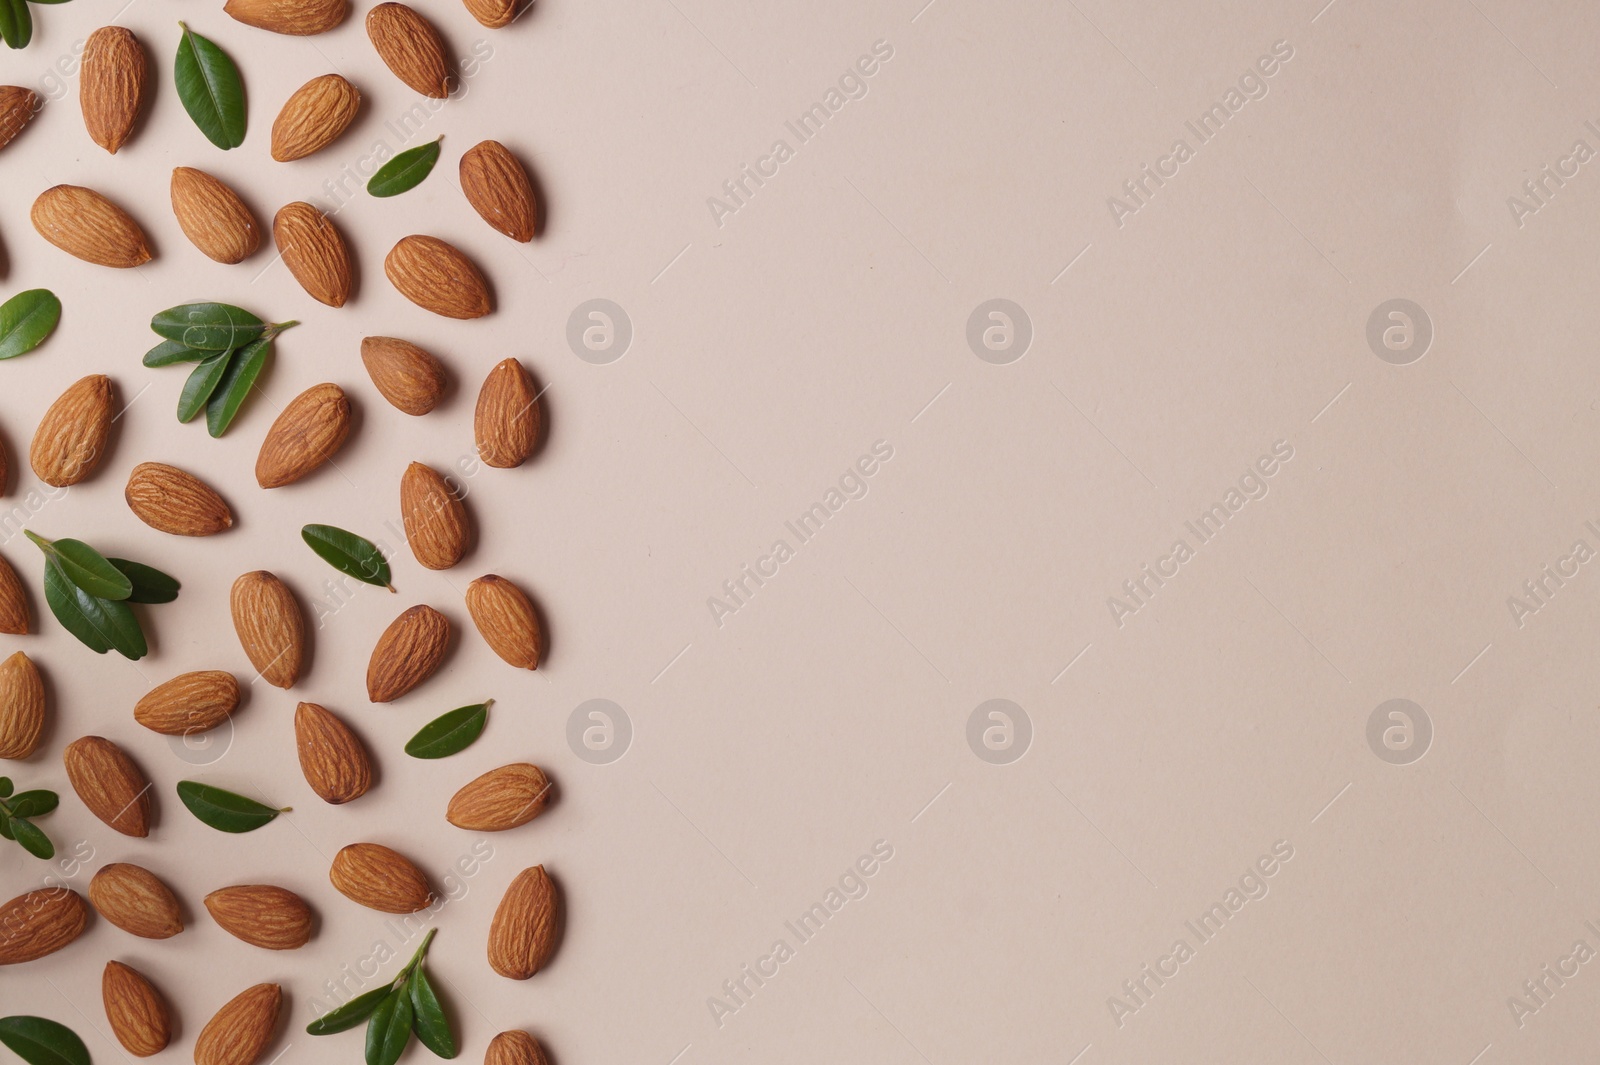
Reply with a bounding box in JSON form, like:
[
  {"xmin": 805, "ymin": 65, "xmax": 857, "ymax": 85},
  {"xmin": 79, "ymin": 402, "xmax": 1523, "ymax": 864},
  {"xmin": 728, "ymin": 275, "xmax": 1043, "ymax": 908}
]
[
  {"xmin": 178, "ymin": 348, "xmax": 233, "ymax": 422},
  {"xmin": 302, "ymin": 524, "xmax": 392, "ymax": 590},
  {"xmin": 107, "ymin": 559, "xmax": 180, "ymax": 605},
  {"xmin": 407, "ymin": 969, "xmax": 456, "ymax": 1059},
  {"xmin": 205, "ymin": 330, "xmax": 277, "ymax": 437},
  {"xmin": 368, "ymin": 138, "xmax": 442, "ymax": 198},
  {"xmin": 42, "ymin": 560, "xmax": 146, "ymax": 658},
  {"xmin": 0, "ymin": 1017, "xmax": 91, "ymax": 1065},
  {"xmin": 144, "ymin": 339, "xmax": 208, "ymax": 367},
  {"xmin": 150, "ymin": 302, "xmax": 262, "ymax": 350},
  {"xmin": 365, "ymin": 987, "xmax": 413, "ymax": 1065},
  {"xmin": 176, "ymin": 780, "xmax": 284, "ymax": 832},
  {"xmin": 404, "ymin": 701, "xmax": 491, "ymax": 759},
  {"xmin": 175, "ymin": 23, "xmax": 245, "ymax": 149},
  {"xmin": 10, "ymin": 817, "xmax": 52, "ymax": 859},
  {"xmin": 7, "ymin": 791, "xmax": 57, "ymax": 818},
  {"xmin": 26, "ymin": 531, "xmax": 132, "ymax": 600},
  {"xmin": 0, "ymin": 0, "xmax": 32, "ymax": 49},
  {"xmin": 0, "ymin": 290, "xmax": 60, "ymax": 360},
  {"xmin": 0, "ymin": 810, "xmax": 12, "ymax": 840},
  {"xmin": 307, "ymin": 987, "xmax": 393, "ymax": 1036},
  {"xmin": 0, "ymin": 777, "xmax": 11, "ymax": 798}
]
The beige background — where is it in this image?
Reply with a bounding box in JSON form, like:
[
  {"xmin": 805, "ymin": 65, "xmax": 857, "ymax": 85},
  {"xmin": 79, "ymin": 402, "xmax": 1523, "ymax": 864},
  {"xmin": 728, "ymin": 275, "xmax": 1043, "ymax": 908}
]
[{"xmin": 3, "ymin": 0, "xmax": 1598, "ymax": 1062}]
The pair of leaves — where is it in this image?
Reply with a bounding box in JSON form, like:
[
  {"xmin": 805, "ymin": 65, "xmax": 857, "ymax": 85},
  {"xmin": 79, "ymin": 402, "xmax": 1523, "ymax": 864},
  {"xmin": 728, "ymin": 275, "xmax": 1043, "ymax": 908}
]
[
  {"xmin": 0, "ymin": 290, "xmax": 60, "ymax": 359},
  {"xmin": 0, "ymin": 1017, "xmax": 90, "ymax": 1065},
  {"xmin": 303, "ymin": 525, "xmax": 393, "ymax": 590},
  {"xmin": 28, "ymin": 533, "xmax": 178, "ymax": 659},
  {"xmin": 308, "ymin": 930, "xmax": 456, "ymax": 1063},
  {"xmin": 369, "ymin": 138, "xmax": 443, "ymax": 198},
  {"xmin": 147, "ymin": 305, "xmax": 295, "ymax": 437},
  {"xmin": 175, "ymin": 22, "xmax": 244, "ymax": 148},
  {"xmin": 405, "ymin": 701, "xmax": 491, "ymax": 759},
  {"xmin": 0, "ymin": 780, "xmax": 59, "ymax": 860},
  {"xmin": 176, "ymin": 781, "xmax": 285, "ymax": 833}
]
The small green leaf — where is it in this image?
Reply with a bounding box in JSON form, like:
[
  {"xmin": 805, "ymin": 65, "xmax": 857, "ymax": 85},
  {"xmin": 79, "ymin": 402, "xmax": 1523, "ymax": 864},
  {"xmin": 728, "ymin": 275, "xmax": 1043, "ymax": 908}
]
[
  {"xmin": 0, "ymin": 290, "xmax": 60, "ymax": 360},
  {"xmin": 10, "ymin": 817, "xmax": 52, "ymax": 859},
  {"xmin": 366, "ymin": 987, "xmax": 414, "ymax": 1065},
  {"xmin": 407, "ymin": 969, "xmax": 456, "ymax": 1059},
  {"xmin": 0, "ymin": 810, "xmax": 12, "ymax": 840},
  {"xmin": 206, "ymin": 329, "xmax": 282, "ymax": 437},
  {"xmin": 41, "ymin": 560, "xmax": 146, "ymax": 659},
  {"xmin": 7, "ymin": 791, "xmax": 57, "ymax": 818},
  {"xmin": 368, "ymin": 138, "xmax": 442, "ymax": 198},
  {"xmin": 26, "ymin": 531, "xmax": 132, "ymax": 600},
  {"xmin": 302, "ymin": 524, "xmax": 392, "ymax": 590},
  {"xmin": 178, "ymin": 349, "xmax": 233, "ymax": 422},
  {"xmin": 175, "ymin": 22, "xmax": 245, "ymax": 149},
  {"xmin": 108, "ymin": 559, "xmax": 180, "ymax": 605},
  {"xmin": 0, "ymin": 0, "xmax": 33, "ymax": 49},
  {"xmin": 0, "ymin": 777, "xmax": 10, "ymax": 798},
  {"xmin": 0, "ymin": 1016, "xmax": 91, "ymax": 1065},
  {"xmin": 307, "ymin": 987, "xmax": 393, "ymax": 1036},
  {"xmin": 404, "ymin": 701, "xmax": 491, "ymax": 759},
  {"xmin": 150, "ymin": 302, "xmax": 262, "ymax": 350},
  {"xmin": 176, "ymin": 780, "xmax": 285, "ymax": 832},
  {"xmin": 144, "ymin": 339, "xmax": 208, "ymax": 367}
]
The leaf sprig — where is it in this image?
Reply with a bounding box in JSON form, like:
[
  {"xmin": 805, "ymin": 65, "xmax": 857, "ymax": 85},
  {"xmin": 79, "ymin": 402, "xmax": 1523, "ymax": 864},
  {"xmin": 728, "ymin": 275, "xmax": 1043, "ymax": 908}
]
[
  {"xmin": 146, "ymin": 304, "xmax": 297, "ymax": 436},
  {"xmin": 0, "ymin": 777, "xmax": 59, "ymax": 859},
  {"xmin": 27, "ymin": 531, "xmax": 179, "ymax": 659},
  {"xmin": 308, "ymin": 928, "xmax": 457, "ymax": 1064}
]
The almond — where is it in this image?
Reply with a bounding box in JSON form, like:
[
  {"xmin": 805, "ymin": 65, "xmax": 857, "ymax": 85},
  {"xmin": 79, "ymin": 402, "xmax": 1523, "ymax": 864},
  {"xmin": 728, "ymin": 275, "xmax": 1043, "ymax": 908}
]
[
  {"xmin": 0, "ymin": 651, "xmax": 44, "ymax": 758},
  {"xmin": 361, "ymin": 336, "xmax": 446, "ymax": 415},
  {"xmin": 465, "ymin": 574, "xmax": 541, "ymax": 669},
  {"xmin": 80, "ymin": 27, "xmax": 146, "ymax": 154},
  {"xmin": 255, "ymin": 382, "xmax": 351, "ymax": 488},
  {"xmin": 295, "ymin": 701, "xmax": 371, "ymax": 804},
  {"xmin": 447, "ymin": 763, "xmax": 551, "ymax": 831},
  {"xmin": 170, "ymin": 167, "xmax": 262, "ymax": 264},
  {"xmin": 460, "ymin": 140, "xmax": 536, "ymax": 241},
  {"xmin": 195, "ymin": 983, "xmax": 281, "ymax": 1065},
  {"xmin": 30, "ymin": 373, "xmax": 113, "ymax": 486},
  {"xmin": 230, "ymin": 571, "xmax": 306, "ymax": 688},
  {"xmin": 486, "ymin": 1031, "xmax": 552, "ymax": 1065},
  {"xmin": 88, "ymin": 863, "xmax": 184, "ymax": 939},
  {"xmin": 126, "ymin": 460, "xmax": 234, "ymax": 535},
  {"xmin": 475, "ymin": 358, "xmax": 540, "ymax": 468},
  {"xmin": 225, "ymin": 0, "xmax": 348, "ymax": 34},
  {"xmin": 366, "ymin": 604, "xmax": 450, "ymax": 702},
  {"xmin": 204, "ymin": 885, "xmax": 313, "ymax": 950},
  {"xmin": 0, "ymin": 554, "xmax": 25, "ymax": 635},
  {"xmin": 385, "ymin": 235, "xmax": 492, "ymax": 319},
  {"xmin": 63, "ymin": 736, "xmax": 151, "ymax": 837},
  {"xmin": 0, "ymin": 888, "xmax": 87, "ymax": 964},
  {"xmin": 366, "ymin": 3, "xmax": 453, "ymax": 98},
  {"xmin": 0, "ymin": 86, "xmax": 40, "ymax": 152},
  {"xmin": 329, "ymin": 843, "xmax": 432, "ymax": 912},
  {"xmin": 271, "ymin": 74, "xmax": 361, "ymax": 161},
  {"xmin": 488, "ymin": 865, "xmax": 558, "ymax": 979},
  {"xmin": 103, "ymin": 960, "xmax": 172, "ymax": 1057},
  {"xmin": 273, "ymin": 201, "xmax": 353, "ymax": 307},
  {"xmin": 462, "ymin": 0, "xmax": 517, "ymax": 28},
  {"xmin": 31, "ymin": 185, "xmax": 151, "ymax": 267},
  {"xmin": 401, "ymin": 462, "xmax": 469, "ymax": 570},
  {"xmin": 133, "ymin": 671, "xmax": 240, "ymax": 736}
]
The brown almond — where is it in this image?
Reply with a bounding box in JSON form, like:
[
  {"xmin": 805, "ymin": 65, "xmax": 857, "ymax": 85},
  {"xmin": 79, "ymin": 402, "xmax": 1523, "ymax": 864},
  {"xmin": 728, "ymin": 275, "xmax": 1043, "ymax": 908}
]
[
  {"xmin": 133, "ymin": 671, "xmax": 240, "ymax": 736},
  {"xmin": 401, "ymin": 462, "xmax": 469, "ymax": 570},
  {"xmin": 465, "ymin": 574, "xmax": 541, "ymax": 669},
  {"xmin": 447, "ymin": 763, "xmax": 551, "ymax": 831},
  {"xmin": 255, "ymin": 382, "xmax": 351, "ymax": 488},
  {"xmin": 0, "ymin": 86, "xmax": 40, "ymax": 152},
  {"xmin": 384, "ymin": 235, "xmax": 492, "ymax": 319},
  {"xmin": 230, "ymin": 571, "xmax": 306, "ymax": 688},
  {"xmin": 0, "ymin": 651, "xmax": 44, "ymax": 758},
  {"xmin": 126, "ymin": 460, "xmax": 234, "ymax": 535},
  {"xmin": 486, "ymin": 1031, "xmax": 552, "ymax": 1065},
  {"xmin": 80, "ymin": 27, "xmax": 146, "ymax": 154},
  {"xmin": 361, "ymin": 336, "xmax": 446, "ymax": 415},
  {"xmin": 226, "ymin": 0, "xmax": 347, "ymax": 34},
  {"xmin": 88, "ymin": 863, "xmax": 184, "ymax": 939},
  {"xmin": 366, "ymin": 3, "xmax": 453, "ymax": 98},
  {"xmin": 460, "ymin": 140, "xmax": 536, "ymax": 241},
  {"xmin": 63, "ymin": 735, "xmax": 151, "ymax": 837},
  {"xmin": 462, "ymin": 0, "xmax": 516, "ymax": 28},
  {"xmin": 204, "ymin": 885, "xmax": 313, "ymax": 950},
  {"xmin": 274, "ymin": 201, "xmax": 353, "ymax": 307},
  {"xmin": 366, "ymin": 604, "xmax": 450, "ymax": 702},
  {"xmin": 103, "ymin": 960, "xmax": 172, "ymax": 1057},
  {"xmin": 475, "ymin": 358, "xmax": 540, "ymax": 468},
  {"xmin": 488, "ymin": 865, "xmax": 558, "ymax": 979},
  {"xmin": 31, "ymin": 185, "xmax": 151, "ymax": 267},
  {"xmin": 329, "ymin": 843, "xmax": 432, "ymax": 912},
  {"xmin": 30, "ymin": 373, "xmax": 113, "ymax": 486},
  {"xmin": 271, "ymin": 74, "xmax": 361, "ymax": 161},
  {"xmin": 195, "ymin": 983, "xmax": 281, "ymax": 1065},
  {"xmin": 170, "ymin": 168, "xmax": 262, "ymax": 264},
  {"xmin": 0, "ymin": 888, "xmax": 87, "ymax": 964},
  {"xmin": 0, "ymin": 554, "xmax": 24, "ymax": 635},
  {"xmin": 295, "ymin": 702, "xmax": 372, "ymax": 804}
]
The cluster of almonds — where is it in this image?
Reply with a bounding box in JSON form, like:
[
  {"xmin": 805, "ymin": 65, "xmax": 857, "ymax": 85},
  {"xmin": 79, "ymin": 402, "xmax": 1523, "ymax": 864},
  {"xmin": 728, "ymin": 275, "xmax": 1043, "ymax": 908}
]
[{"xmin": 0, "ymin": 1, "xmax": 562, "ymax": 1064}]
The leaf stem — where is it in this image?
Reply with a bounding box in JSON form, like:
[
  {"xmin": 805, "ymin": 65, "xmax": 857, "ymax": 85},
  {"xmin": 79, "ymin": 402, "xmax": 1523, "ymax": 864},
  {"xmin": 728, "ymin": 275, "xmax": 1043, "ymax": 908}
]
[{"xmin": 395, "ymin": 927, "xmax": 437, "ymax": 984}]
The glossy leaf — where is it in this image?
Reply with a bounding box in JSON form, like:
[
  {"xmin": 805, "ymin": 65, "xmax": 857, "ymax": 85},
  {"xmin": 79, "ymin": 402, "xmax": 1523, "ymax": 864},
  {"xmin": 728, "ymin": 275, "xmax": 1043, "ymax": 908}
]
[
  {"xmin": 150, "ymin": 302, "xmax": 262, "ymax": 350},
  {"xmin": 7, "ymin": 791, "xmax": 57, "ymax": 818},
  {"xmin": 368, "ymin": 138, "xmax": 442, "ymax": 198},
  {"xmin": 0, "ymin": 1017, "xmax": 91, "ymax": 1065},
  {"xmin": 42, "ymin": 560, "xmax": 145, "ymax": 658},
  {"xmin": 365, "ymin": 988, "xmax": 413, "ymax": 1065},
  {"xmin": 144, "ymin": 338, "xmax": 208, "ymax": 367},
  {"xmin": 407, "ymin": 969, "xmax": 456, "ymax": 1059},
  {"xmin": 108, "ymin": 559, "xmax": 180, "ymax": 605},
  {"xmin": 302, "ymin": 524, "xmax": 391, "ymax": 589},
  {"xmin": 178, "ymin": 348, "xmax": 233, "ymax": 422},
  {"xmin": 0, "ymin": 290, "xmax": 60, "ymax": 360},
  {"xmin": 206, "ymin": 331, "xmax": 277, "ymax": 437},
  {"xmin": 26, "ymin": 532, "xmax": 131, "ymax": 600},
  {"xmin": 176, "ymin": 780, "xmax": 284, "ymax": 832},
  {"xmin": 10, "ymin": 818, "xmax": 52, "ymax": 859},
  {"xmin": 175, "ymin": 22, "xmax": 245, "ymax": 149},
  {"xmin": 0, "ymin": 0, "xmax": 32, "ymax": 49},
  {"xmin": 404, "ymin": 702, "xmax": 490, "ymax": 759},
  {"xmin": 0, "ymin": 777, "xmax": 10, "ymax": 798},
  {"xmin": 307, "ymin": 987, "xmax": 393, "ymax": 1036}
]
